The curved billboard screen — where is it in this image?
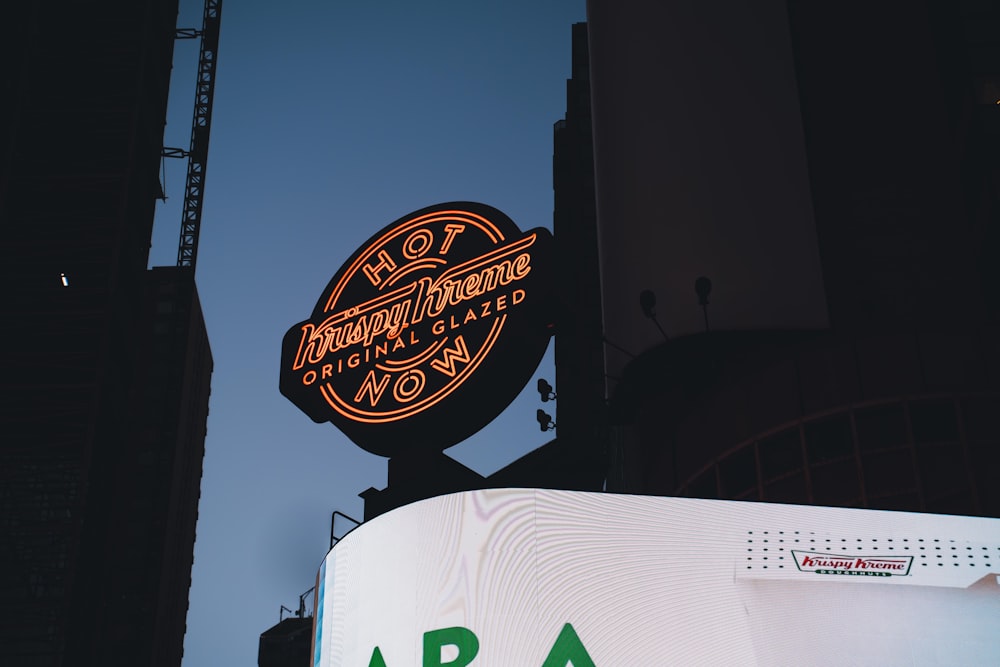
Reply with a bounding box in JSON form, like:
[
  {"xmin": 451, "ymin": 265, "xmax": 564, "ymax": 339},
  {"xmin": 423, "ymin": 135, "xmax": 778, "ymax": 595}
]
[{"xmin": 313, "ymin": 490, "xmax": 1000, "ymax": 666}]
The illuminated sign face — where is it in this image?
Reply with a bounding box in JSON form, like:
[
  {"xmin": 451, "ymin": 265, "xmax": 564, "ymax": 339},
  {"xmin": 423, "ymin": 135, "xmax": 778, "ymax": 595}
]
[{"xmin": 280, "ymin": 202, "xmax": 553, "ymax": 456}]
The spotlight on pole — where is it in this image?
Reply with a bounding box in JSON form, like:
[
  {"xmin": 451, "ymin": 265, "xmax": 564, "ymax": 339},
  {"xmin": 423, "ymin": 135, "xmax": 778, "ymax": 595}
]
[
  {"xmin": 639, "ymin": 289, "xmax": 669, "ymax": 341},
  {"xmin": 639, "ymin": 289, "xmax": 656, "ymax": 318}
]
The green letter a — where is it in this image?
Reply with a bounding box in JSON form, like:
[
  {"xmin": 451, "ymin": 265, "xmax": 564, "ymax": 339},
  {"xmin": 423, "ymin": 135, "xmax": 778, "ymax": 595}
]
[
  {"xmin": 423, "ymin": 626, "xmax": 480, "ymax": 667},
  {"xmin": 368, "ymin": 646, "xmax": 388, "ymax": 667},
  {"xmin": 541, "ymin": 623, "xmax": 596, "ymax": 667}
]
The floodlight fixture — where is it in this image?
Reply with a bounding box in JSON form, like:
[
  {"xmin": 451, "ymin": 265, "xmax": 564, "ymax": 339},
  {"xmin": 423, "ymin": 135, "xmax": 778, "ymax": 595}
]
[
  {"xmin": 537, "ymin": 378, "xmax": 557, "ymax": 402},
  {"xmin": 536, "ymin": 409, "xmax": 556, "ymax": 432}
]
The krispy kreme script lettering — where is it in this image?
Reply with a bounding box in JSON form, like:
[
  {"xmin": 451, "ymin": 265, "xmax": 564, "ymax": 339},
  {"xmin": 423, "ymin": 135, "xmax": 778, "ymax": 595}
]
[
  {"xmin": 799, "ymin": 554, "xmax": 908, "ymax": 571},
  {"xmin": 292, "ymin": 234, "xmax": 535, "ymax": 370}
]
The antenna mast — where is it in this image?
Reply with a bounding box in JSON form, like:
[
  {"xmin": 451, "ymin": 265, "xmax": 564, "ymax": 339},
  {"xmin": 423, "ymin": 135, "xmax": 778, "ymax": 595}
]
[{"xmin": 176, "ymin": 0, "xmax": 222, "ymax": 270}]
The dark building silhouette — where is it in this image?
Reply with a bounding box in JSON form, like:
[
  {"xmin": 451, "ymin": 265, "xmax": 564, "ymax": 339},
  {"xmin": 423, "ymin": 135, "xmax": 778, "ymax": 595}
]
[
  {"xmin": 258, "ymin": 617, "xmax": 313, "ymax": 667},
  {"xmin": 550, "ymin": 23, "xmax": 606, "ymax": 490},
  {"xmin": 0, "ymin": 1, "xmax": 213, "ymax": 665},
  {"xmin": 257, "ymin": 589, "xmax": 315, "ymax": 667},
  {"xmin": 581, "ymin": 0, "xmax": 1000, "ymax": 516}
]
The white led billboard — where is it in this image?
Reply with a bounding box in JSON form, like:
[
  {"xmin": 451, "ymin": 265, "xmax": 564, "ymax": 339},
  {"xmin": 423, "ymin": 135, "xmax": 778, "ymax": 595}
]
[{"xmin": 313, "ymin": 490, "xmax": 1000, "ymax": 666}]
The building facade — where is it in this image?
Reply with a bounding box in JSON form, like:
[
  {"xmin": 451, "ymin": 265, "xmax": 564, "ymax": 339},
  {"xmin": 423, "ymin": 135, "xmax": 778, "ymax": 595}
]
[
  {"xmin": 580, "ymin": 0, "xmax": 1000, "ymax": 516},
  {"xmin": 0, "ymin": 1, "xmax": 213, "ymax": 665}
]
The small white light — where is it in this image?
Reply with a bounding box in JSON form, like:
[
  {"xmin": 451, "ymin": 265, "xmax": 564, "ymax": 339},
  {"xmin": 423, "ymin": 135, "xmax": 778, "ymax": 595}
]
[{"xmin": 60, "ymin": 273, "xmax": 69, "ymax": 287}]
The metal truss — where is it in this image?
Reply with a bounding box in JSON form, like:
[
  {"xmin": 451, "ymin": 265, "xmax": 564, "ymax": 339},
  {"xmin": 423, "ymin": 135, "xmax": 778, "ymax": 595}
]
[{"xmin": 176, "ymin": 0, "xmax": 222, "ymax": 270}]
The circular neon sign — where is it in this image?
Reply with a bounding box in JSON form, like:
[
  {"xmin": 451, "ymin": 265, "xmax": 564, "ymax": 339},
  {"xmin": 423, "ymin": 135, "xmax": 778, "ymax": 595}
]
[{"xmin": 280, "ymin": 202, "xmax": 554, "ymax": 456}]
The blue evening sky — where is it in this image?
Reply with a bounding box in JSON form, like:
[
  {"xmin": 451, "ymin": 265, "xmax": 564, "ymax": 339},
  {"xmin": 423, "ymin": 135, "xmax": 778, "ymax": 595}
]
[{"xmin": 150, "ymin": 1, "xmax": 585, "ymax": 664}]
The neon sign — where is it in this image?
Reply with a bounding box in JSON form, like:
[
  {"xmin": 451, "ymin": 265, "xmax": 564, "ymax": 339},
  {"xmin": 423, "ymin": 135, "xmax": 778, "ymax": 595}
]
[{"xmin": 280, "ymin": 202, "xmax": 553, "ymax": 456}]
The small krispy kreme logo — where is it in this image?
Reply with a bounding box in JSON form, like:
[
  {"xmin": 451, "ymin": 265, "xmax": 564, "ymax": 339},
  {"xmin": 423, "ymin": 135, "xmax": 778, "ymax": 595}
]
[
  {"xmin": 792, "ymin": 550, "xmax": 913, "ymax": 577},
  {"xmin": 280, "ymin": 202, "xmax": 553, "ymax": 456}
]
